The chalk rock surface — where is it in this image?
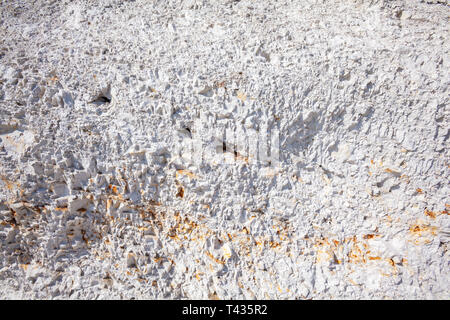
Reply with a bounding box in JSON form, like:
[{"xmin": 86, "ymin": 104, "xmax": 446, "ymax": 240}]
[{"xmin": 0, "ymin": 0, "xmax": 449, "ymax": 299}]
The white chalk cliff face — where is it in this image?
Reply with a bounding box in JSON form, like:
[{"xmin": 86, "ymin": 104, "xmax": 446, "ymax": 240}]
[{"xmin": 0, "ymin": 0, "xmax": 448, "ymax": 299}]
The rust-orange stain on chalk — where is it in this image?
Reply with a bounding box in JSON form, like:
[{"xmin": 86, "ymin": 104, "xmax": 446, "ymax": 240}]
[
  {"xmin": 423, "ymin": 206, "xmax": 449, "ymax": 218},
  {"xmin": 368, "ymin": 256, "xmax": 381, "ymax": 261},
  {"xmin": 205, "ymin": 251, "xmax": 225, "ymax": 265},
  {"xmin": 409, "ymin": 220, "xmax": 438, "ymax": 245},
  {"xmin": 176, "ymin": 169, "xmax": 198, "ymax": 179}
]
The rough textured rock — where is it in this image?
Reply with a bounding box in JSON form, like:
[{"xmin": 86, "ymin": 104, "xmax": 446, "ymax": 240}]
[{"xmin": 0, "ymin": 0, "xmax": 448, "ymax": 299}]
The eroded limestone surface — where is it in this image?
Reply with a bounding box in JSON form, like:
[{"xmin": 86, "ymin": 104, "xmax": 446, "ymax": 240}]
[{"xmin": 0, "ymin": 0, "xmax": 449, "ymax": 299}]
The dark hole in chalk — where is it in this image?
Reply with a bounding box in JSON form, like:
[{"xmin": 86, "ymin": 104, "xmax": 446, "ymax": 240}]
[
  {"xmin": 183, "ymin": 127, "xmax": 192, "ymax": 138},
  {"xmin": 89, "ymin": 84, "xmax": 112, "ymax": 105}
]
